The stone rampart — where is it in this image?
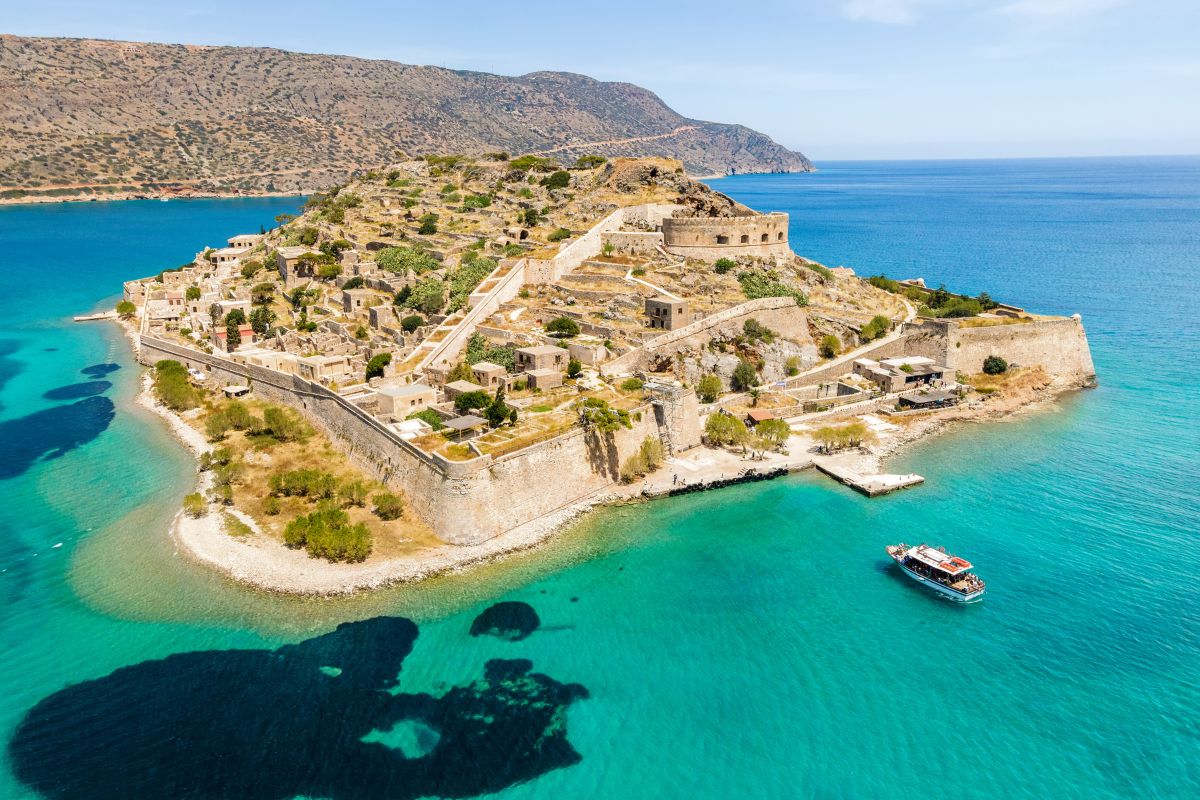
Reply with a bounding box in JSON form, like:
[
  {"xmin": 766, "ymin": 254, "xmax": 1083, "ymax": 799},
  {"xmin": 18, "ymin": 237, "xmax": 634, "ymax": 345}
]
[
  {"xmin": 946, "ymin": 316, "xmax": 1096, "ymax": 381},
  {"xmin": 662, "ymin": 212, "xmax": 791, "ymax": 260},
  {"xmin": 601, "ymin": 230, "xmax": 665, "ymax": 256},
  {"xmin": 601, "ymin": 296, "xmax": 805, "ymax": 376}
]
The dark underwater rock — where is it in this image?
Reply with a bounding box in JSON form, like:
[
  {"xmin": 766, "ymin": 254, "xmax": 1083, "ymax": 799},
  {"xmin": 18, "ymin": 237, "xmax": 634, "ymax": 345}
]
[{"xmin": 470, "ymin": 601, "xmax": 541, "ymax": 641}]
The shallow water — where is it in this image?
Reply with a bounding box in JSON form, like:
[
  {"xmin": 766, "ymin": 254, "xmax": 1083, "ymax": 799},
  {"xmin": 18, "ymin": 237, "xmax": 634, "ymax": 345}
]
[{"xmin": 1, "ymin": 159, "xmax": 1198, "ymax": 799}]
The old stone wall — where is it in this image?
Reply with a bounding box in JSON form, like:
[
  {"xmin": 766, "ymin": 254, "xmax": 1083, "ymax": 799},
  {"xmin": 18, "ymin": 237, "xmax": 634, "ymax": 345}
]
[
  {"xmin": 662, "ymin": 212, "xmax": 791, "ymax": 260},
  {"xmin": 601, "ymin": 297, "xmax": 806, "ymax": 376},
  {"xmin": 946, "ymin": 316, "xmax": 1096, "ymax": 381},
  {"xmin": 601, "ymin": 230, "xmax": 665, "ymax": 256},
  {"xmin": 139, "ymin": 335, "xmax": 666, "ymax": 547}
]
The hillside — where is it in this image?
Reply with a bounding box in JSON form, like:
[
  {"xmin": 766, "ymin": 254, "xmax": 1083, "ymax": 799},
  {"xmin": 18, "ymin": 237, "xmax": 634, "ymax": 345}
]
[{"xmin": 0, "ymin": 35, "xmax": 813, "ymax": 202}]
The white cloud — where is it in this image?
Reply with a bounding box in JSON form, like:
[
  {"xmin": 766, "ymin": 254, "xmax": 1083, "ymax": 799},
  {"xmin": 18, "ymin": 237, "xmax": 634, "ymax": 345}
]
[{"xmin": 996, "ymin": 0, "xmax": 1127, "ymax": 18}]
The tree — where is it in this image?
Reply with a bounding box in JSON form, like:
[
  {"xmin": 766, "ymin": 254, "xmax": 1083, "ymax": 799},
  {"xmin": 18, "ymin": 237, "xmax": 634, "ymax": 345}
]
[
  {"xmin": 756, "ymin": 418, "xmax": 791, "ymax": 449},
  {"xmin": 697, "ymin": 374, "xmax": 723, "ymax": 403},
  {"xmin": 417, "ymin": 213, "xmax": 439, "ymax": 235},
  {"xmin": 338, "ymin": 480, "xmax": 370, "ymax": 508},
  {"xmin": 455, "ymin": 390, "xmax": 492, "ymax": 413},
  {"xmin": 714, "ymin": 258, "xmax": 736, "ymax": 274},
  {"xmin": 240, "ymin": 260, "xmax": 262, "ymax": 280},
  {"xmin": 185, "ymin": 286, "xmax": 202, "ymax": 301},
  {"xmin": 704, "ymin": 413, "xmax": 748, "ymax": 448},
  {"xmin": 406, "ymin": 277, "xmax": 445, "ymax": 314},
  {"xmin": 485, "ymin": 384, "xmax": 513, "ymax": 428},
  {"xmin": 183, "ymin": 493, "xmax": 207, "ymax": 518},
  {"xmin": 743, "ymin": 318, "xmax": 775, "ymax": 343},
  {"xmin": 620, "ymin": 377, "xmax": 644, "ymax": 392},
  {"xmin": 732, "ymin": 359, "xmax": 758, "ymax": 392},
  {"xmin": 748, "ymin": 388, "xmax": 761, "ymax": 407},
  {"xmin": 983, "ymin": 355, "xmax": 1009, "ymax": 375},
  {"xmin": 373, "ymin": 493, "xmax": 404, "ymax": 521},
  {"xmin": 297, "ymin": 227, "xmax": 319, "ymax": 246},
  {"xmin": 446, "ymin": 362, "xmax": 474, "ymax": 383},
  {"xmin": 249, "ymin": 305, "xmax": 276, "ymax": 336},
  {"xmin": 546, "ymin": 316, "xmax": 580, "ymax": 337},
  {"xmin": 251, "ymin": 282, "xmax": 275, "ymax": 305},
  {"xmin": 115, "ymin": 300, "xmax": 136, "ymax": 318},
  {"xmin": 400, "ymin": 314, "xmax": 424, "ymax": 333},
  {"xmin": 819, "ymin": 334, "xmax": 840, "ymax": 359},
  {"xmin": 341, "ymin": 276, "xmax": 365, "ymax": 290},
  {"xmin": 365, "ymin": 353, "xmax": 392, "ymax": 380},
  {"xmin": 860, "ymin": 315, "xmax": 891, "ymax": 342},
  {"xmin": 225, "ymin": 318, "xmax": 242, "ymax": 349},
  {"xmin": 567, "ymin": 357, "xmax": 583, "ymax": 378},
  {"xmin": 225, "ymin": 308, "xmax": 247, "ymax": 326},
  {"xmin": 574, "ymin": 154, "xmax": 607, "ymax": 169},
  {"xmin": 521, "ymin": 207, "xmax": 542, "ymax": 227},
  {"xmin": 317, "ymin": 262, "xmax": 342, "ymax": 280}
]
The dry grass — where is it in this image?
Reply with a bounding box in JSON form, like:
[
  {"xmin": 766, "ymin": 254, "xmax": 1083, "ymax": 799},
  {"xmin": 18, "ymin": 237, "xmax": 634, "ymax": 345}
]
[{"xmin": 957, "ymin": 316, "xmax": 1034, "ymax": 328}]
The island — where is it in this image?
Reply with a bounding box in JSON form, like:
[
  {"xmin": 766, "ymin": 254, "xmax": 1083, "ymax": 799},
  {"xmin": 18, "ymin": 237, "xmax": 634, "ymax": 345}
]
[{"xmin": 114, "ymin": 152, "xmax": 1096, "ymax": 594}]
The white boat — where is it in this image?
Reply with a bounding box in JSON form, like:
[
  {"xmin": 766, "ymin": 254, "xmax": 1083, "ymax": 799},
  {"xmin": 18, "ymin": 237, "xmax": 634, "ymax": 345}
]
[{"xmin": 885, "ymin": 543, "xmax": 985, "ymax": 602}]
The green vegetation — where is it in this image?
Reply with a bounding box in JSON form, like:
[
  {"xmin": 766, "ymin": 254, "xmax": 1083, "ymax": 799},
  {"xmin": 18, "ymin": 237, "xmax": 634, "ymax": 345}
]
[
  {"xmin": 813, "ymin": 422, "xmax": 873, "ymax": 454},
  {"xmin": 404, "ymin": 277, "xmax": 446, "ymax": 315},
  {"xmin": 240, "ymin": 260, "xmax": 262, "ymax": 280},
  {"xmin": 454, "ymin": 390, "xmax": 492, "ymax": 413},
  {"xmin": 704, "ymin": 413, "xmax": 749, "ymax": 448},
  {"xmin": 574, "ymin": 155, "xmax": 607, "ymax": 169},
  {"xmin": 546, "ymin": 316, "xmax": 580, "ymax": 337},
  {"xmin": 868, "ymin": 274, "xmax": 903, "ymax": 293},
  {"xmin": 508, "ymin": 154, "xmax": 558, "ymax": 172},
  {"xmin": 732, "ymin": 359, "xmax": 758, "ymax": 391},
  {"xmin": 860, "ymin": 315, "xmax": 891, "ymax": 342},
  {"xmin": 785, "ymin": 356, "xmax": 802, "ymax": 377},
  {"xmin": 447, "ymin": 252, "xmax": 497, "ymax": 312},
  {"xmin": 620, "ymin": 377, "xmax": 645, "ymax": 392},
  {"xmin": 547, "ymin": 227, "xmax": 572, "ymax": 243},
  {"xmin": 742, "ymin": 318, "xmax": 776, "ymax": 344},
  {"xmin": 983, "ymin": 355, "xmax": 1009, "ymax": 375},
  {"xmin": 919, "ymin": 286, "xmax": 983, "ymax": 318},
  {"xmin": 400, "ymin": 314, "xmax": 424, "ymax": 333},
  {"xmin": 461, "ymin": 193, "xmax": 493, "ymax": 210},
  {"xmin": 540, "ymin": 170, "xmax": 571, "ymax": 190},
  {"xmin": 341, "ymin": 276, "xmax": 365, "ymax": 290},
  {"xmin": 185, "ymin": 286, "xmax": 202, "ymax": 301},
  {"xmin": 249, "ymin": 305, "xmax": 276, "ymax": 335},
  {"xmin": 620, "ymin": 436, "xmax": 665, "ymax": 483},
  {"xmin": 755, "ymin": 418, "xmax": 791, "ymax": 449},
  {"xmin": 567, "ymin": 357, "xmax": 583, "ymax": 378},
  {"xmin": 153, "ymin": 360, "xmax": 201, "ymax": 411},
  {"xmin": 805, "ymin": 262, "xmax": 834, "ymax": 281},
  {"xmin": 377, "ymin": 246, "xmax": 439, "ymax": 275},
  {"xmin": 251, "ymin": 282, "xmax": 275, "ymax": 305},
  {"xmin": 223, "ymin": 512, "xmax": 253, "ymax": 538},
  {"xmin": 697, "ymin": 374, "xmax": 723, "ymax": 403},
  {"xmin": 464, "ymin": 333, "xmax": 516, "ymax": 371},
  {"xmin": 520, "ymin": 207, "xmax": 543, "ymax": 227},
  {"xmin": 372, "ymin": 493, "xmax": 404, "ymax": 521},
  {"xmin": 183, "ymin": 492, "xmax": 207, "ymax": 518},
  {"xmin": 365, "ymin": 353, "xmax": 392, "ymax": 380},
  {"xmin": 115, "ymin": 299, "xmax": 136, "ymax": 318},
  {"xmin": 577, "ymin": 397, "xmax": 631, "ymax": 433},
  {"xmin": 417, "ymin": 213, "xmax": 439, "ymax": 235},
  {"xmin": 819, "ymin": 334, "xmax": 840, "ymax": 359},
  {"xmin": 269, "ymin": 468, "xmax": 338, "ymax": 499},
  {"xmin": 737, "ymin": 270, "xmax": 807, "ymax": 306},
  {"xmin": 406, "ymin": 408, "xmax": 445, "ymax": 430},
  {"xmin": 714, "ymin": 257, "xmax": 737, "ymax": 275},
  {"xmin": 485, "ymin": 384, "xmax": 516, "ymax": 428},
  {"xmin": 284, "ymin": 504, "xmax": 372, "ymax": 562}
]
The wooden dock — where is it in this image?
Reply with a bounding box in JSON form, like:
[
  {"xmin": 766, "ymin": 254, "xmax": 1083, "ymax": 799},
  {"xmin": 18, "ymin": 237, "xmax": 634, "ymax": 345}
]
[
  {"xmin": 73, "ymin": 310, "xmax": 118, "ymax": 322},
  {"xmin": 814, "ymin": 460, "xmax": 924, "ymax": 497}
]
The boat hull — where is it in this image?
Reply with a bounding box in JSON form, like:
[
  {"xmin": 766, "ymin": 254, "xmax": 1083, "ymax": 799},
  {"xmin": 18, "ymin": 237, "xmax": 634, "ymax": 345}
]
[{"xmin": 893, "ymin": 559, "xmax": 984, "ymax": 603}]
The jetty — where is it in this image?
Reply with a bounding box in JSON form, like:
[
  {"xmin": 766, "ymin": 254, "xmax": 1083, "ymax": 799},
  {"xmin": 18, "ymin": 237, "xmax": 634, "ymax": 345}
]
[
  {"xmin": 74, "ymin": 310, "xmax": 117, "ymax": 322},
  {"xmin": 813, "ymin": 458, "xmax": 924, "ymax": 497}
]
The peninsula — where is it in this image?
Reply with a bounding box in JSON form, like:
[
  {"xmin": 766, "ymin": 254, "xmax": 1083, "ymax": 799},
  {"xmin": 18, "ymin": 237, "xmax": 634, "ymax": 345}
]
[
  {"xmin": 0, "ymin": 35, "xmax": 812, "ymax": 204},
  {"xmin": 116, "ymin": 153, "xmax": 1096, "ymax": 593}
]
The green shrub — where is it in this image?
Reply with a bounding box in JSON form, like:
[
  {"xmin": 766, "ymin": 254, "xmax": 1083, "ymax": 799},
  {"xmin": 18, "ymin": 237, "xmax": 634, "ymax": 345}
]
[
  {"xmin": 240, "ymin": 260, "xmax": 262, "ymax": 280},
  {"xmin": 577, "ymin": 397, "xmax": 631, "ymax": 433},
  {"xmin": 372, "ymin": 492, "xmax": 404, "ymax": 521},
  {"xmin": 546, "ymin": 316, "xmax": 580, "ymax": 337},
  {"xmin": 868, "ymin": 274, "xmax": 903, "ymax": 293},
  {"xmin": 115, "ymin": 300, "xmax": 137, "ymax": 318},
  {"xmin": 183, "ymin": 493, "xmax": 207, "ymax": 518},
  {"xmin": 338, "ymin": 479, "xmax": 370, "ymax": 508},
  {"xmin": 366, "ymin": 353, "xmax": 392, "ymax": 380},
  {"xmin": 714, "ymin": 258, "xmax": 737, "ymax": 274},
  {"xmin": 697, "ymin": 374, "xmax": 723, "ymax": 403},
  {"xmin": 742, "ymin": 318, "xmax": 776, "ymax": 343},
  {"xmin": 400, "ymin": 314, "xmax": 424, "ymax": 333},
  {"xmin": 462, "ymin": 194, "xmax": 493, "ymax": 210},
  {"xmin": 732, "ymin": 359, "xmax": 758, "ymax": 391},
  {"xmin": 508, "ymin": 154, "xmax": 558, "ymax": 172},
  {"xmin": 567, "ymin": 357, "xmax": 583, "ymax": 378},
  {"xmin": 185, "ymin": 286, "xmax": 202, "ymax": 301},
  {"xmin": 153, "ymin": 360, "xmax": 201, "ymax": 411},
  {"xmin": 737, "ymin": 270, "xmax": 807, "ymax": 306},
  {"xmin": 819, "ymin": 334, "xmax": 840, "ymax": 359},
  {"xmin": 805, "ymin": 262, "xmax": 834, "ymax": 281},
  {"xmin": 983, "ymin": 355, "xmax": 1009, "ymax": 375},
  {"xmin": 284, "ymin": 505, "xmax": 372, "ymax": 562},
  {"xmin": 464, "ymin": 333, "xmax": 516, "ymax": 371},
  {"xmin": 860, "ymin": 315, "xmax": 891, "ymax": 342},
  {"xmin": 540, "ymin": 170, "xmax": 571, "ymax": 190},
  {"xmin": 547, "ymin": 227, "xmax": 572, "ymax": 242},
  {"xmin": 620, "ymin": 377, "xmax": 645, "ymax": 392},
  {"xmin": 405, "ymin": 277, "xmax": 446, "ymax": 315},
  {"xmin": 574, "ymin": 155, "xmax": 607, "ymax": 169},
  {"xmin": 447, "ymin": 253, "xmax": 497, "ymax": 312},
  {"xmin": 406, "ymin": 408, "xmax": 445, "ymax": 430},
  {"xmin": 341, "ymin": 276, "xmax": 365, "ymax": 290},
  {"xmin": 785, "ymin": 356, "xmax": 802, "ymax": 377},
  {"xmin": 269, "ymin": 468, "xmax": 338, "ymax": 499},
  {"xmin": 263, "ymin": 495, "xmax": 281, "ymax": 515},
  {"xmin": 454, "ymin": 390, "xmax": 492, "ymax": 413}
]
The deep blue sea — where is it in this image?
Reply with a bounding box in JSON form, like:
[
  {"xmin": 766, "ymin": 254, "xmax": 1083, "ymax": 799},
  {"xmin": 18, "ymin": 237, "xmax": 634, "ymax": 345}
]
[{"xmin": 0, "ymin": 158, "xmax": 1197, "ymax": 799}]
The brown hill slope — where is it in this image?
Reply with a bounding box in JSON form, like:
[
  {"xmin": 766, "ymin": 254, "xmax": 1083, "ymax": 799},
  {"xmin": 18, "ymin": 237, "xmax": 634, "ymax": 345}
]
[{"xmin": 0, "ymin": 35, "xmax": 812, "ymax": 201}]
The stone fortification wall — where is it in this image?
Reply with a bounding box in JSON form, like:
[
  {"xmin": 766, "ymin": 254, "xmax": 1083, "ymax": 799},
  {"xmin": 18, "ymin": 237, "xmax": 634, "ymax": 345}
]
[
  {"xmin": 139, "ymin": 335, "xmax": 674, "ymax": 547},
  {"xmin": 945, "ymin": 317, "xmax": 1096, "ymax": 382},
  {"xmin": 600, "ymin": 230, "xmax": 664, "ymax": 256},
  {"xmin": 601, "ymin": 297, "xmax": 806, "ymax": 376},
  {"xmin": 662, "ymin": 212, "xmax": 791, "ymax": 260}
]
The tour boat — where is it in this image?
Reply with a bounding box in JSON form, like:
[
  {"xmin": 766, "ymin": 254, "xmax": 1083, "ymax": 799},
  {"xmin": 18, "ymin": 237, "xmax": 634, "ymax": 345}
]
[{"xmin": 885, "ymin": 543, "xmax": 985, "ymax": 602}]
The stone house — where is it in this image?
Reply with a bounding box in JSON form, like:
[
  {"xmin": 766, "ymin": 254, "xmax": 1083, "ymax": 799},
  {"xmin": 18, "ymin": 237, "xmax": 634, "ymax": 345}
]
[
  {"xmin": 645, "ymin": 297, "xmax": 689, "ymax": 331},
  {"xmin": 524, "ymin": 368, "xmax": 562, "ymax": 390},
  {"xmin": 853, "ymin": 356, "xmax": 948, "ymax": 393},
  {"xmin": 368, "ymin": 305, "xmax": 396, "ymax": 329},
  {"xmin": 568, "ymin": 341, "xmax": 608, "ymax": 366},
  {"xmin": 212, "ymin": 324, "xmax": 254, "ymax": 353},
  {"xmin": 515, "ymin": 345, "xmax": 567, "ymax": 372},
  {"xmin": 227, "ymin": 233, "xmax": 264, "ymax": 250},
  {"xmin": 276, "ymin": 247, "xmax": 321, "ymax": 288},
  {"xmin": 296, "ymin": 354, "xmax": 354, "ymax": 383},
  {"xmin": 376, "ymin": 382, "xmax": 437, "ymax": 417},
  {"xmin": 470, "ymin": 361, "xmax": 508, "ymax": 389},
  {"xmin": 342, "ymin": 289, "xmax": 377, "ymax": 315},
  {"xmin": 443, "ymin": 379, "xmax": 485, "ymax": 400}
]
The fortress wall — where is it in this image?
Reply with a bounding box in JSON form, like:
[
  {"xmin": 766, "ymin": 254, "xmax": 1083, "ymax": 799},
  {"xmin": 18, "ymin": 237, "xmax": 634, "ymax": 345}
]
[
  {"xmin": 138, "ymin": 335, "xmax": 662, "ymax": 546},
  {"xmin": 601, "ymin": 297, "xmax": 803, "ymax": 375},
  {"xmin": 662, "ymin": 213, "xmax": 791, "ymax": 260},
  {"xmin": 946, "ymin": 316, "xmax": 1096, "ymax": 382},
  {"xmin": 417, "ymin": 257, "xmax": 527, "ymax": 377},
  {"xmin": 600, "ymin": 230, "xmax": 664, "ymax": 256}
]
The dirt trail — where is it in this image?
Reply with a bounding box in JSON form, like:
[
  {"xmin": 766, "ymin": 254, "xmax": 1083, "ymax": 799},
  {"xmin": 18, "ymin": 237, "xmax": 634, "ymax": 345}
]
[{"xmin": 533, "ymin": 125, "xmax": 700, "ymax": 155}]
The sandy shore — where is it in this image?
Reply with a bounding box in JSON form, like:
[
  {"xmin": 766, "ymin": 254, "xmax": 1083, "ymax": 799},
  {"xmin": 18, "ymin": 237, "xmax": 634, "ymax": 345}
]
[{"xmin": 131, "ymin": 330, "xmax": 1087, "ymax": 595}]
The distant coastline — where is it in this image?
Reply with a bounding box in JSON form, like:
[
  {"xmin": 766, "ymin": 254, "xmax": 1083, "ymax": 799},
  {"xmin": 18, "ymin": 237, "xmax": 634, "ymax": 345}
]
[{"xmin": 0, "ymin": 188, "xmax": 307, "ymax": 207}]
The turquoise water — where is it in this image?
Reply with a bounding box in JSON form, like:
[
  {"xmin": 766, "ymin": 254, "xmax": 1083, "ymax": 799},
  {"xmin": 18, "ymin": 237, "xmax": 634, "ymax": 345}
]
[{"xmin": 1, "ymin": 160, "xmax": 1198, "ymax": 798}]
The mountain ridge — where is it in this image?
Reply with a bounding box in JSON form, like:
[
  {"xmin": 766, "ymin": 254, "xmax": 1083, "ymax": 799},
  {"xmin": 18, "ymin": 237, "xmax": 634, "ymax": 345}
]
[{"xmin": 0, "ymin": 35, "xmax": 812, "ymax": 201}]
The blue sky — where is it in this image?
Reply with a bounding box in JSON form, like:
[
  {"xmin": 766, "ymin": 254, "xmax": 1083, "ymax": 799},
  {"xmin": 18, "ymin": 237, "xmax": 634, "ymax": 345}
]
[{"xmin": 5, "ymin": 0, "xmax": 1199, "ymax": 160}]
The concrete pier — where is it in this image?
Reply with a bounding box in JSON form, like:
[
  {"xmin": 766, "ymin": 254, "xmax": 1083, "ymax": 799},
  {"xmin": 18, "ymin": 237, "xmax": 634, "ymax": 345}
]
[{"xmin": 813, "ymin": 459, "xmax": 924, "ymax": 497}]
